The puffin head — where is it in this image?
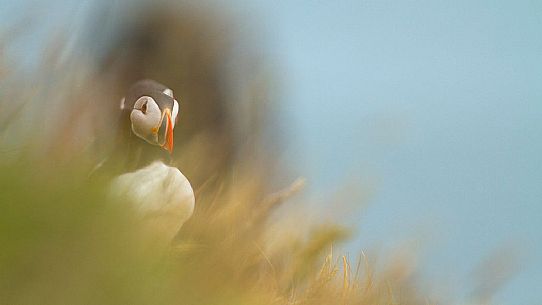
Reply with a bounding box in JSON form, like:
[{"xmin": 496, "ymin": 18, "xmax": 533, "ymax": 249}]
[{"xmin": 120, "ymin": 80, "xmax": 179, "ymax": 153}]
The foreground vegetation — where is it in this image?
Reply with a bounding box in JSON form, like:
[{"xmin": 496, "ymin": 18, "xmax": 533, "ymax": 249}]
[{"xmin": 0, "ymin": 155, "xmax": 426, "ymax": 305}]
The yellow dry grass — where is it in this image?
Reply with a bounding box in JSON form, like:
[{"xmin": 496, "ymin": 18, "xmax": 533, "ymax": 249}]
[{"xmin": 0, "ymin": 9, "xmax": 510, "ymax": 304}]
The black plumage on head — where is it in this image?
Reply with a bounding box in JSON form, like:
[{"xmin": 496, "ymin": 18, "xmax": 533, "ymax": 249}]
[
  {"xmin": 91, "ymin": 80, "xmax": 177, "ymax": 178},
  {"xmin": 121, "ymin": 79, "xmax": 173, "ymax": 112}
]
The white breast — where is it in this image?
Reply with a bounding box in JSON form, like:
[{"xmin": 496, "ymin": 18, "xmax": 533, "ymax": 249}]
[{"xmin": 110, "ymin": 161, "xmax": 195, "ymax": 247}]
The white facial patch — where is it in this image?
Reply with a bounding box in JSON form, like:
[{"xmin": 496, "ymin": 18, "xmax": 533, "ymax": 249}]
[
  {"xmin": 163, "ymin": 88, "xmax": 174, "ymax": 98},
  {"xmin": 120, "ymin": 97, "xmax": 126, "ymax": 110},
  {"xmin": 130, "ymin": 96, "xmax": 162, "ymax": 145},
  {"xmin": 172, "ymin": 99, "xmax": 179, "ymax": 127}
]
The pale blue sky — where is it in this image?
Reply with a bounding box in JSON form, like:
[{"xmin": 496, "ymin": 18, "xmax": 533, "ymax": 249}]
[
  {"xmin": 232, "ymin": 2, "xmax": 541, "ymax": 304},
  {"xmin": 1, "ymin": 0, "xmax": 541, "ymax": 304}
]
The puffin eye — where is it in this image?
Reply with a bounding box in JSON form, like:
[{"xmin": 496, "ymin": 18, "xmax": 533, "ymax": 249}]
[{"xmin": 141, "ymin": 101, "xmax": 147, "ymax": 114}]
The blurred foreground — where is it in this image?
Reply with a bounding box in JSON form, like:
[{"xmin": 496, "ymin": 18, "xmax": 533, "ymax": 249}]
[
  {"xmin": 0, "ymin": 1, "xmax": 515, "ymax": 305},
  {"xmin": 0, "ymin": 157, "xmax": 425, "ymax": 305},
  {"xmin": 0, "ymin": 3, "xmax": 425, "ymax": 304}
]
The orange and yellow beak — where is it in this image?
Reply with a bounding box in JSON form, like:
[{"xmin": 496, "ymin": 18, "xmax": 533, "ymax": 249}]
[{"xmin": 158, "ymin": 109, "xmax": 174, "ymax": 153}]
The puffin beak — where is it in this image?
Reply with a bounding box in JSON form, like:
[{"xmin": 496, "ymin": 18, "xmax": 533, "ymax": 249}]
[
  {"xmin": 160, "ymin": 109, "xmax": 174, "ymax": 153},
  {"xmin": 164, "ymin": 110, "xmax": 174, "ymax": 153}
]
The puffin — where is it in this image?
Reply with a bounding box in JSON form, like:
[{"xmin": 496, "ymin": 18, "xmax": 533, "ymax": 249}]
[{"xmin": 102, "ymin": 79, "xmax": 195, "ymax": 249}]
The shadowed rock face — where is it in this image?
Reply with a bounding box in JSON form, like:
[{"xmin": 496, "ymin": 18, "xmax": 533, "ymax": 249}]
[
  {"xmin": 89, "ymin": 3, "xmax": 247, "ymax": 185},
  {"xmin": 101, "ymin": 6, "xmax": 232, "ymax": 138}
]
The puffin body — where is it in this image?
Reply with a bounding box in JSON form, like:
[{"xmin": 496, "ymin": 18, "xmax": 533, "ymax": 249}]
[
  {"xmin": 106, "ymin": 79, "xmax": 194, "ymax": 247},
  {"xmin": 111, "ymin": 161, "xmax": 194, "ymax": 246}
]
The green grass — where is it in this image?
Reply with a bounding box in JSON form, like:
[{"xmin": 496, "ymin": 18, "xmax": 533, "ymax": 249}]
[
  {"xmin": 0, "ymin": 153, "xmax": 430, "ymax": 305},
  {"xmin": 0, "ymin": 19, "xmax": 492, "ymax": 304}
]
